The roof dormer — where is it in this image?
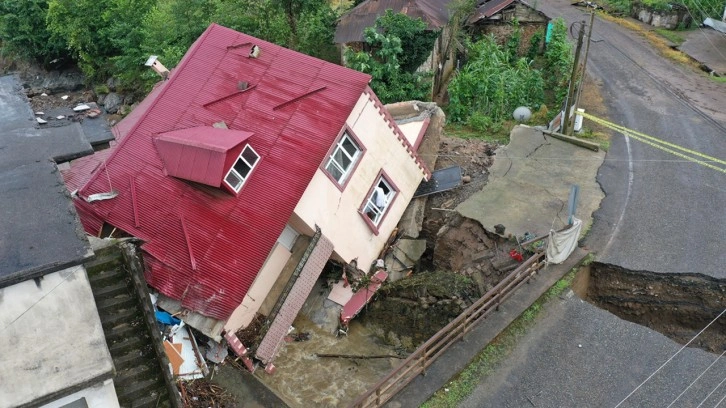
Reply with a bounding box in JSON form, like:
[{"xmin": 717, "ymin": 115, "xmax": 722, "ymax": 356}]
[{"xmin": 154, "ymin": 126, "xmax": 257, "ymax": 194}]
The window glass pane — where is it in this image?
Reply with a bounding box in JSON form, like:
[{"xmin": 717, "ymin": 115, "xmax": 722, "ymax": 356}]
[
  {"xmin": 336, "ymin": 151, "xmax": 352, "ymax": 169},
  {"xmin": 326, "ymin": 160, "xmax": 344, "ymax": 181},
  {"xmin": 225, "ymin": 172, "xmax": 242, "ymax": 190},
  {"xmin": 242, "ymin": 146, "xmax": 258, "ymax": 165},
  {"xmin": 234, "ymin": 159, "xmax": 251, "ymax": 178},
  {"xmin": 342, "ymin": 136, "xmax": 358, "ymax": 156}
]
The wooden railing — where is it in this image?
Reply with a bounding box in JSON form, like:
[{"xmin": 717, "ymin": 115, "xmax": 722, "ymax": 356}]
[{"xmin": 349, "ymin": 251, "xmax": 546, "ymax": 408}]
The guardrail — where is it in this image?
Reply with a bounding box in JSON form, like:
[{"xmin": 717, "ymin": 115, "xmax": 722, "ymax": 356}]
[{"xmin": 349, "ymin": 251, "xmax": 546, "ymax": 408}]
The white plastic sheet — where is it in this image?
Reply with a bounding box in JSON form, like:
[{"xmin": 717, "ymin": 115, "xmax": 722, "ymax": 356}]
[{"xmin": 546, "ymin": 217, "xmax": 582, "ymax": 264}]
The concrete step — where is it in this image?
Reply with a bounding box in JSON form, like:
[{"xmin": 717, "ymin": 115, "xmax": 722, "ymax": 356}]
[
  {"xmin": 115, "ymin": 362, "xmax": 158, "ymax": 387},
  {"xmin": 116, "ymin": 378, "xmax": 164, "ymax": 403},
  {"xmin": 101, "ymin": 308, "xmax": 141, "ymax": 331},
  {"xmin": 106, "ymin": 322, "xmax": 138, "ymax": 340},
  {"xmin": 88, "ymin": 266, "xmax": 127, "ymax": 287},
  {"xmin": 128, "ymin": 391, "xmax": 171, "ymax": 408},
  {"xmin": 108, "ymin": 335, "xmax": 146, "ymax": 356},
  {"xmin": 85, "ymin": 252, "xmax": 124, "ymax": 274},
  {"xmin": 96, "ymin": 293, "xmax": 137, "ymax": 312},
  {"xmin": 93, "ymin": 281, "xmax": 130, "ymax": 300},
  {"xmin": 114, "ymin": 349, "xmax": 146, "ymax": 372}
]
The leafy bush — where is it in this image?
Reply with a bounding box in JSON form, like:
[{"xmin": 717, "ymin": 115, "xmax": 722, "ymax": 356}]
[
  {"xmin": 543, "ymin": 18, "xmax": 574, "ymax": 105},
  {"xmin": 344, "ymin": 13, "xmax": 433, "ymax": 104},
  {"xmin": 0, "ymin": 0, "xmax": 67, "ymax": 66},
  {"xmin": 447, "ymin": 35, "xmax": 545, "ymax": 131}
]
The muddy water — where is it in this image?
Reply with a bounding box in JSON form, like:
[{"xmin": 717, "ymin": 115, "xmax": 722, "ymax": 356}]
[{"xmin": 255, "ymin": 314, "xmax": 400, "ymax": 407}]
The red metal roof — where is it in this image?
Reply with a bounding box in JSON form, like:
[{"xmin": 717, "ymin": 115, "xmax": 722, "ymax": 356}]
[
  {"xmin": 69, "ymin": 24, "xmax": 371, "ymax": 320},
  {"xmin": 154, "ymin": 126, "xmax": 253, "ymax": 187}
]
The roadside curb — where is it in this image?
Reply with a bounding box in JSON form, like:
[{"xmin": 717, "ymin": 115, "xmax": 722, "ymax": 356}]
[{"xmin": 387, "ymin": 247, "xmax": 591, "ymax": 408}]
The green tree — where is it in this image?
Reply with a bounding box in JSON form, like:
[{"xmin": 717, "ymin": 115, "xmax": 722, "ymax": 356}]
[
  {"xmin": 46, "ymin": 0, "xmax": 155, "ymax": 81},
  {"xmin": 374, "ymin": 9, "xmax": 438, "ymax": 73},
  {"xmin": 0, "ymin": 0, "xmax": 66, "ymax": 66},
  {"xmin": 345, "ymin": 26, "xmax": 431, "ymax": 103}
]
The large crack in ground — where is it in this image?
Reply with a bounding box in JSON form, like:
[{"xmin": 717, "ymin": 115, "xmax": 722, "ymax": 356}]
[{"xmin": 574, "ymin": 262, "xmax": 726, "ymax": 353}]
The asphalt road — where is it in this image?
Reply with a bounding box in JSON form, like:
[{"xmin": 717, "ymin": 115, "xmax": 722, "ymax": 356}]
[
  {"xmin": 458, "ymin": 3, "xmax": 726, "ymax": 407},
  {"xmin": 538, "ymin": 0, "xmax": 726, "ymax": 277}
]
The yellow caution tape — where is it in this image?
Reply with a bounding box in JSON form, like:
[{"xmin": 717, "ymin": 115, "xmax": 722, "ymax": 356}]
[{"xmin": 580, "ymin": 111, "xmax": 726, "ymax": 174}]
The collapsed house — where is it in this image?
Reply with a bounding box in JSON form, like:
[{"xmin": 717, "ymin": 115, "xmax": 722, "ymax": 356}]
[{"xmin": 62, "ymin": 23, "xmax": 431, "ymax": 370}]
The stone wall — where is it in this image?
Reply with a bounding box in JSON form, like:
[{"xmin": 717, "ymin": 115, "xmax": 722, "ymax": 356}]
[{"xmin": 632, "ymin": 2, "xmax": 692, "ymax": 29}]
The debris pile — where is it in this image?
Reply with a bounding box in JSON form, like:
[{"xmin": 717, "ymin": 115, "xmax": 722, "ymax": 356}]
[{"xmin": 178, "ymin": 379, "xmax": 236, "ymax": 408}]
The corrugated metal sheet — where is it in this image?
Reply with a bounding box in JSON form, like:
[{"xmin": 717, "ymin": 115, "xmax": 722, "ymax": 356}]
[
  {"xmin": 154, "ymin": 126, "xmax": 252, "ymax": 187},
  {"xmin": 68, "ymin": 24, "xmax": 371, "ymax": 321},
  {"xmin": 255, "ymin": 234, "xmax": 334, "ymax": 364},
  {"xmin": 335, "ymin": 0, "xmax": 455, "ymax": 44},
  {"xmin": 470, "ymin": 0, "xmax": 516, "ymax": 21}
]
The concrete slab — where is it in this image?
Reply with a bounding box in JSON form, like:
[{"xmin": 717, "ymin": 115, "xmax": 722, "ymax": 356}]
[
  {"xmin": 457, "ymin": 125, "xmax": 605, "ymax": 239},
  {"xmin": 0, "ymin": 265, "xmax": 115, "ymax": 408},
  {"xmin": 0, "ymin": 74, "xmax": 93, "ymax": 287},
  {"xmin": 679, "ymin": 26, "xmax": 726, "ymax": 76}
]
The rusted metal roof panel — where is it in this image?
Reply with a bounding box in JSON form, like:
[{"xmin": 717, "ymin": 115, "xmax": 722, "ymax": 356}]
[
  {"xmin": 68, "ymin": 24, "xmax": 370, "ymax": 321},
  {"xmin": 471, "ymin": 0, "xmax": 516, "ymax": 21},
  {"xmin": 335, "ymin": 0, "xmax": 454, "ymax": 44}
]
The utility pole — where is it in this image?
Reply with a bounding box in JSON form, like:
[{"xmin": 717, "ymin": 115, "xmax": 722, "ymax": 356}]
[
  {"xmin": 573, "ymin": 11, "xmax": 596, "ymax": 123},
  {"xmin": 562, "ymin": 21, "xmax": 585, "ymax": 136}
]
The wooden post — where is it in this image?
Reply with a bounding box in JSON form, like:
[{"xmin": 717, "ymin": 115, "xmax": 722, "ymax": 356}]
[{"xmin": 562, "ymin": 21, "xmax": 585, "ymax": 136}]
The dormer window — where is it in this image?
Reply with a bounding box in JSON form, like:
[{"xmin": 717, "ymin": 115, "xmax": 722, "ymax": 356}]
[{"xmin": 224, "ymin": 145, "xmax": 259, "ymax": 193}]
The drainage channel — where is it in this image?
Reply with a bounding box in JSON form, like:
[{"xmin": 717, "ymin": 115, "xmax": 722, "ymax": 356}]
[{"xmin": 573, "ymin": 262, "xmax": 726, "ymax": 353}]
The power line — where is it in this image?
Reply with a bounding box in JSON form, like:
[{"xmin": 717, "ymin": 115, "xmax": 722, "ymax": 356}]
[
  {"xmin": 666, "ymin": 349, "xmax": 726, "ymax": 407},
  {"xmin": 695, "ymin": 374, "xmax": 726, "ymax": 407},
  {"xmin": 614, "ymin": 308, "xmax": 726, "ymax": 407}
]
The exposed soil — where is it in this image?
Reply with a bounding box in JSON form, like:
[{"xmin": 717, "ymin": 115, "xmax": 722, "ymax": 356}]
[
  {"xmin": 358, "ymin": 135, "xmax": 532, "ymax": 349},
  {"xmin": 576, "ymin": 262, "xmax": 726, "ymax": 353}
]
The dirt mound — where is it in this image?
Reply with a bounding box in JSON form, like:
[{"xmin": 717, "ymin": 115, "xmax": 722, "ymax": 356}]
[{"xmin": 361, "ymin": 271, "xmax": 480, "ymax": 350}]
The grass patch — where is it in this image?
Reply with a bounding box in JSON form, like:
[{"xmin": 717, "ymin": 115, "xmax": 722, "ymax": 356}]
[
  {"xmin": 421, "ymin": 269, "xmax": 578, "ymax": 408},
  {"xmin": 444, "ymin": 123, "xmax": 512, "ymax": 144},
  {"xmin": 598, "ymin": 12, "xmax": 696, "ymax": 67},
  {"xmin": 654, "ymin": 28, "xmax": 685, "ymax": 45}
]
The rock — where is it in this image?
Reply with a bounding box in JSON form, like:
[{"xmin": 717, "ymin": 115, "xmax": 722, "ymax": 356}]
[
  {"xmin": 123, "ymin": 94, "xmax": 134, "ymax": 105},
  {"xmin": 24, "ymin": 69, "xmax": 85, "ymax": 93},
  {"xmin": 103, "ymin": 92, "xmax": 122, "ymax": 114},
  {"xmin": 462, "ymin": 175, "xmax": 472, "ymax": 183},
  {"xmin": 97, "ymin": 93, "xmax": 106, "ymax": 106},
  {"xmin": 106, "ymin": 77, "xmax": 120, "ymax": 91}
]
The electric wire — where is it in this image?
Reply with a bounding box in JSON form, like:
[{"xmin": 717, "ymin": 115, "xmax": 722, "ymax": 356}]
[
  {"xmin": 714, "ymin": 390, "xmax": 726, "ymax": 408},
  {"xmin": 665, "ymin": 350, "xmax": 726, "ymax": 408},
  {"xmin": 695, "ymin": 374, "xmax": 726, "ymax": 407},
  {"xmin": 682, "ymin": 0, "xmax": 726, "ymax": 62},
  {"xmin": 613, "ymin": 308, "xmax": 726, "ymax": 407}
]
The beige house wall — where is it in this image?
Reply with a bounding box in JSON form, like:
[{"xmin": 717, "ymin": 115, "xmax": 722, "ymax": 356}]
[
  {"xmin": 294, "ymin": 91, "xmax": 426, "ymax": 271},
  {"xmin": 224, "ymin": 242, "xmax": 292, "ymax": 332}
]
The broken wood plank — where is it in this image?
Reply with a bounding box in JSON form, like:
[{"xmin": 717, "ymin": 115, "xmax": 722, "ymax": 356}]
[{"xmin": 316, "ymin": 353, "xmax": 404, "ymax": 359}]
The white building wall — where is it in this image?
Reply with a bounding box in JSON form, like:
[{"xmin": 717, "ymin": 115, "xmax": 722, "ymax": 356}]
[
  {"xmin": 294, "ymin": 91, "xmax": 426, "ymax": 271},
  {"xmin": 41, "ymin": 379, "xmax": 119, "ymax": 408}
]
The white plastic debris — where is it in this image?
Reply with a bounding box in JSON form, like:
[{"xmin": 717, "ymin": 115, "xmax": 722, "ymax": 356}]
[
  {"xmin": 40, "ymin": 93, "xmax": 48, "ymax": 97},
  {"xmin": 56, "ymin": 115, "xmax": 65, "ymax": 120},
  {"xmin": 73, "ymin": 104, "xmax": 91, "ymax": 112},
  {"xmin": 578, "ymin": 344, "xmax": 582, "ymax": 348},
  {"xmin": 36, "ymin": 117, "xmax": 47, "ymax": 124},
  {"xmin": 35, "ymin": 111, "xmax": 44, "ymax": 116},
  {"xmin": 61, "ymin": 95, "xmax": 69, "ymax": 100}
]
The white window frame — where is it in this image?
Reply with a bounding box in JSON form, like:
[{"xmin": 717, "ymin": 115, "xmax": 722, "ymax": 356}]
[
  {"xmin": 324, "ymin": 132, "xmax": 361, "ymax": 184},
  {"xmin": 363, "ymin": 177, "xmax": 396, "ymax": 226},
  {"xmin": 224, "ymin": 144, "xmax": 259, "ymax": 193}
]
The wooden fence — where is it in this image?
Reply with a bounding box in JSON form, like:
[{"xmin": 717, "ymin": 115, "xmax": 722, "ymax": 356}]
[{"xmin": 349, "ymin": 251, "xmax": 546, "ymax": 408}]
